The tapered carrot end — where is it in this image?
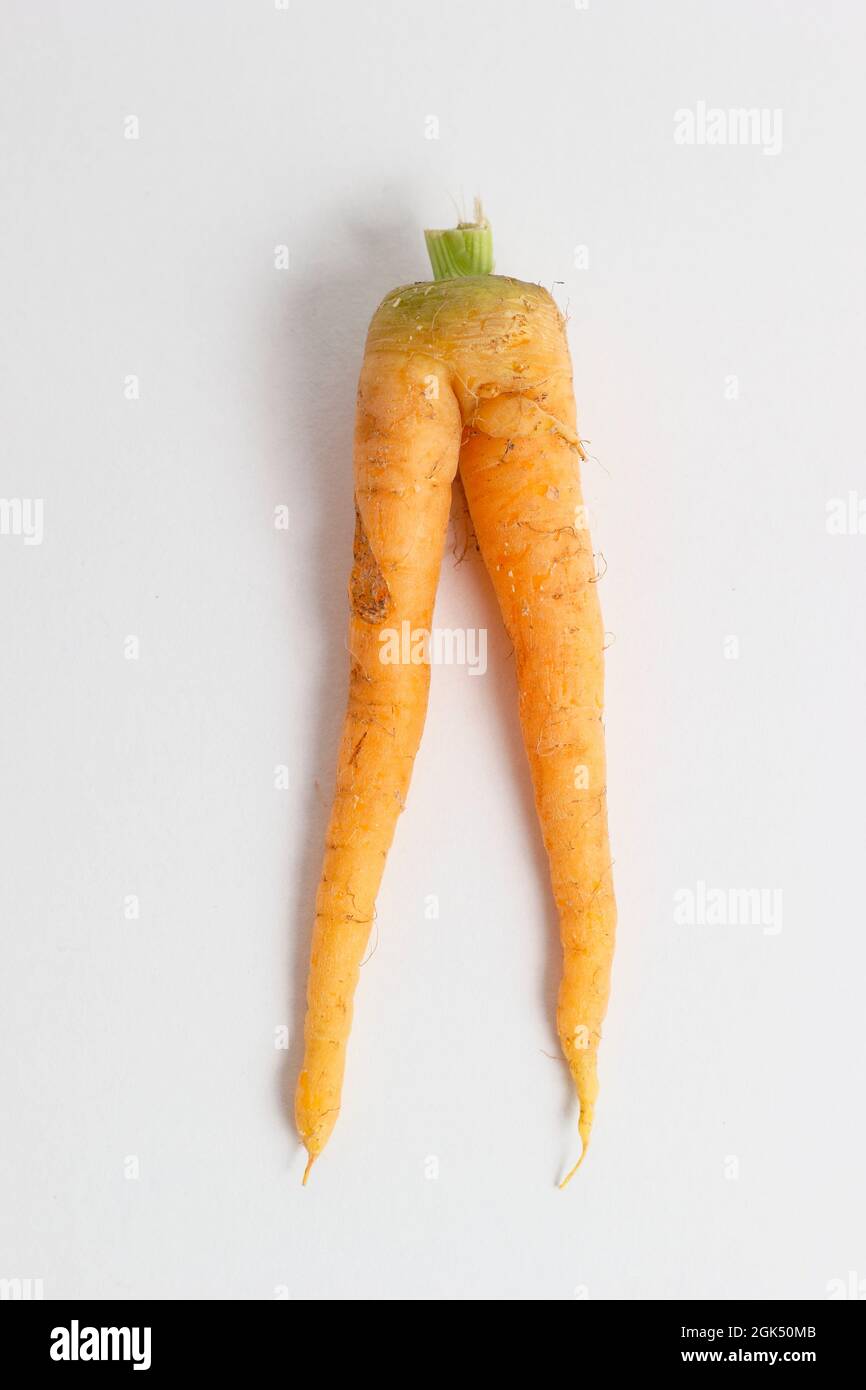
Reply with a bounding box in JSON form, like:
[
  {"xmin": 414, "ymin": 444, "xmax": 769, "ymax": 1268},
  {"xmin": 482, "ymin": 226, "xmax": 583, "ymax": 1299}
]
[
  {"xmin": 558, "ymin": 1147, "xmax": 586, "ymax": 1190},
  {"xmin": 559, "ymin": 1103, "xmax": 594, "ymax": 1188},
  {"xmin": 302, "ymin": 1152, "xmax": 316, "ymax": 1186}
]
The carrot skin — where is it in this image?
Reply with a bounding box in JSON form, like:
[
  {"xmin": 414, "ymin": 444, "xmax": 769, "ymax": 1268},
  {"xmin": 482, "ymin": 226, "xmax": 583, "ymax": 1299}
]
[
  {"xmin": 295, "ymin": 351, "xmax": 461, "ymax": 1170},
  {"xmin": 459, "ymin": 428, "xmax": 615, "ymax": 1171},
  {"xmin": 296, "ymin": 272, "xmax": 616, "ymax": 1175}
]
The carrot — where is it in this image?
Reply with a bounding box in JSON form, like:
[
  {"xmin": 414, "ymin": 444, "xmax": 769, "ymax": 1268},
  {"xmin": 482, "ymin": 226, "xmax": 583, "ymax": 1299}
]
[{"xmin": 295, "ymin": 206, "xmax": 616, "ymax": 1184}]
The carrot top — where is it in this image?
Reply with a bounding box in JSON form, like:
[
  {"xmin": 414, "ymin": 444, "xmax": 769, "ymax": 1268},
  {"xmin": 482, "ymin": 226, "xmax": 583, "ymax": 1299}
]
[{"xmin": 424, "ymin": 199, "xmax": 494, "ymax": 280}]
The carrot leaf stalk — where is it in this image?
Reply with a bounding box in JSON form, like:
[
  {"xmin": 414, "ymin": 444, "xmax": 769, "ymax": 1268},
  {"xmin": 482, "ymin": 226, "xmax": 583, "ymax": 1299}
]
[{"xmin": 424, "ymin": 198, "xmax": 494, "ymax": 280}]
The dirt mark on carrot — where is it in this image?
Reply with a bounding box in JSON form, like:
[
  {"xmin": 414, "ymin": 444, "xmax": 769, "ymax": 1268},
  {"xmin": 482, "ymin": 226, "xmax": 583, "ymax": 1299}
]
[{"xmin": 350, "ymin": 507, "xmax": 391, "ymax": 622}]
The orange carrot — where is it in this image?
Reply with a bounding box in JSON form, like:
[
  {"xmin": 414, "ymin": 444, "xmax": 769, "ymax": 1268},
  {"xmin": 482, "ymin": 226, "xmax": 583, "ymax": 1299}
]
[{"xmin": 296, "ymin": 207, "xmax": 616, "ymax": 1183}]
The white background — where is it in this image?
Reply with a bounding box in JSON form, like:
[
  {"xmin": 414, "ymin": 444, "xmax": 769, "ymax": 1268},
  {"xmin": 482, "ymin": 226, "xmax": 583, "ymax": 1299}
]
[{"xmin": 2, "ymin": 0, "xmax": 865, "ymax": 1301}]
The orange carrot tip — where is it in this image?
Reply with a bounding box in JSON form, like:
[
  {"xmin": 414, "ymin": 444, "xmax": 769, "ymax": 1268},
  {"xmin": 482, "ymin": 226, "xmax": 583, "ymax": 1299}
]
[{"xmin": 559, "ymin": 1146, "xmax": 588, "ymax": 1191}]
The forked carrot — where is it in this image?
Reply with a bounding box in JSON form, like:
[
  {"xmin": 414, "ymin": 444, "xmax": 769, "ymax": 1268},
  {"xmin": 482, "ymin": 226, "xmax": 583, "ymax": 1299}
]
[{"xmin": 296, "ymin": 206, "xmax": 616, "ymax": 1184}]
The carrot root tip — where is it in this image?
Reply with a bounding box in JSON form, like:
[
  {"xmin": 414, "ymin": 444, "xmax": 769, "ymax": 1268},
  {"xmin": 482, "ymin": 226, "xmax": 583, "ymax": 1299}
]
[{"xmin": 558, "ymin": 1147, "xmax": 587, "ymax": 1190}]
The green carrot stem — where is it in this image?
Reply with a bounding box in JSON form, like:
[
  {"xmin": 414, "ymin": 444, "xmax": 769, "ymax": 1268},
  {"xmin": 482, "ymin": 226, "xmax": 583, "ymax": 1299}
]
[{"xmin": 424, "ymin": 199, "xmax": 494, "ymax": 280}]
